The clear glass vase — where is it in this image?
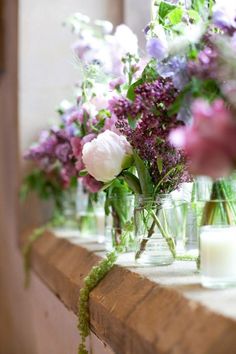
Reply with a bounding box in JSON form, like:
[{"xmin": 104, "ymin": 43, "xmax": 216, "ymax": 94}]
[
  {"xmin": 105, "ymin": 194, "xmax": 135, "ymax": 252},
  {"xmin": 134, "ymin": 195, "xmax": 177, "ymax": 266},
  {"xmin": 77, "ymin": 181, "xmax": 105, "ymax": 242},
  {"xmin": 51, "ymin": 188, "xmax": 80, "ymax": 238},
  {"xmin": 192, "ymin": 176, "xmax": 236, "ymax": 288}
]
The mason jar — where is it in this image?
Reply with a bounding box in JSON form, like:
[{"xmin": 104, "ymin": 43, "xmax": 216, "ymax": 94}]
[{"xmin": 134, "ymin": 194, "xmax": 177, "ymax": 266}]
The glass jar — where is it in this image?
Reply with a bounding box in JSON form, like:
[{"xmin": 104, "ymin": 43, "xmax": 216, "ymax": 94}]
[
  {"xmin": 171, "ymin": 177, "xmax": 212, "ymax": 257},
  {"xmin": 51, "ymin": 188, "xmax": 80, "ymax": 239},
  {"xmin": 195, "ymin": 176, "xmax": 236, "ymax": 288},
  {"xmin": 134, "ymin": 195, "xmax": 177, "ymax": 266},
  {"xmin": 77, "ymin": 181, "xmax": 105, "ymax": 242},
  {"xmin": 105, "ymin": 194, "xmax": 135, "ymax": 252}
]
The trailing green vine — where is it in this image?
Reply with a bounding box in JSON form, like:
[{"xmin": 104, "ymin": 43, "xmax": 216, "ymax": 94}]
[
  {"xmin": 77, "ymin": 222, "xmax": 133, "ymax": 354},
  {"xmin": 22, "ymin": 223, "xmax": 51, "ymax": 288}
]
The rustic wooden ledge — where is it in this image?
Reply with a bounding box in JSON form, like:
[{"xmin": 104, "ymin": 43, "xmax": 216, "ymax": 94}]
[{"xmin": 22, "ymin": 230, "xmax": 236, "ymax": 354}]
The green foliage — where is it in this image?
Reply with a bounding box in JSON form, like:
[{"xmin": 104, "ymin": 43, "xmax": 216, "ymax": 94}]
[
  {"xmin": 127, "ymin": 79, "xmax": 143, "ymax": 101},
  {"xmin": 77, "ymin": 228, "xmax": 133, "ymax": 354},
  {"xmin": 104, "ymin": 179, "xmax": 131, "ymax": 227},
  {"xmin": 77, "ymin": 250, "xmax": 117, "ymax": 353},
  {"xmin": 141, "ymin": 59, "xmax": 158, "ymax": 82},
  {"xmin": 79, "ymin": 170, "xmax": 88, "ymax": 177},
  {"xmin": 158, "ymin": 1, "xmax": 176, "ymax": 24},
  {"xmin": 22, "ymin": 224, "xmax": 51, "ymax": 288},
  {"xmin": 191, "ymin": 0, "xmax": 207, "ymax": 12},
  {"xmin": 126, "ymin": 60, "xmax": 158, "ymax": 102},
  {"xmin": 167, "ymin": 7, "xmax": 183, "ymax": 25},
  {"xmin": 122, "ymin": 171, "xmax": 142, "ymax": 194},
  {"xmin": 20, "ymin": 169, "xmax": 64, "ymax": 211},
  {"xmin": 188, "ymin": 9, "xmax": 201, "ymax": 23},
  {"xmin": 168, "ymin": 78, "xmax": 221, "ymax": 117},
  {"xmin": 133, "ymin": 151, "xmax": 154, "ymax": 197}
]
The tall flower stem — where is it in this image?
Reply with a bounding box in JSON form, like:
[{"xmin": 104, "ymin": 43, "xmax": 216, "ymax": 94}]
[{"xmin": 201, "ymin": 180, "xmax": 235, "ymax": 226}]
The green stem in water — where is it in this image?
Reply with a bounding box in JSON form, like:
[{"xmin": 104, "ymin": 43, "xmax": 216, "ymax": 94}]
[
  {"xmin": 149, "ymin": 210, "xmax": 176, "ymax": 259},
  {"xmin": 201, "ymin": 181, "xmax": 234, "ymax": 226}
]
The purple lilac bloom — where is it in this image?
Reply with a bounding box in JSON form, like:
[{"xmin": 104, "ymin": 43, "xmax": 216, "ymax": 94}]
[
  {"xmin": 188, "ymin": 46, "xmax": 219, "ymax": 80},
  {"xmin": 111, "ymin": 78, "xmax": 191, "ymax": 192},
  {"xmin": 60, "ymin": 106, "xmax": 78, "ymax": 125},
  {"xmin": 25, "ymin": 129, "xmax": 77, "ymax": 182},
  {"xmin": 146, "ymin": 37, "xmax": 168, "ymax": 60}
]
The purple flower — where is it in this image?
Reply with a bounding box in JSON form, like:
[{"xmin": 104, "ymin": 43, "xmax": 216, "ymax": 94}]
[
  {"xmin": 60, "ymin": 106, "xmax": 78, "ymax": 125},
  {"xmin": 55, "ymin": 142, "xmax": 71, "ymax": 163},
  {"xmin": 109, "ymin": 77, "xmax": 125, "ymax": 90},
  {"xmin": 188, "ymin": 46, "xmax": 218, "ymax": 80},
  {"xmin": 82, "ymin": 175, "xmax": 102, "ymax": 193},
  {"xmin": 146, "ymin": 37, "xmax": 168, "ymax": 60},
  {"xmin": 170, "ymin": 99, "xmax": 236, "ymax": 179},
  {"xmin": 111, "ymin": 78, "xmax": 191, "ymax": 192},
  {"xmin": 213, "ymin": 2, "xmax": 236, "ymax": 35},
  {"xmin": 157, "ymin": 56, "xmax": 189, "ymax": 90}
]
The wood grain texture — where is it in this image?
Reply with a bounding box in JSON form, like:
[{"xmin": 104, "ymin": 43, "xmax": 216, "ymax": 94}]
[
  {"xmin": 23, "ymin": 230, "xmax": 236, "ymax": 354},
  {"xmin": 0, "ymin": 0, "xmax": 4, "ymax": 72},
  {"xmin": 0, "ymin": 1, "xmax": 39, "ymax": 353}
]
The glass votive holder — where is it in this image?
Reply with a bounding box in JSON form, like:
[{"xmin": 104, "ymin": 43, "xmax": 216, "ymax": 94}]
[{"xmin": 200, "ymin": 225, "xmax": 236, "ymax": 288}]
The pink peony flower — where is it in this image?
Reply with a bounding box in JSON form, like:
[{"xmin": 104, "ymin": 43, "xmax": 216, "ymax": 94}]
[
  {"xmin": 82, "ymin": 130, "xmax": 133, "ymax": 182},
  {"xmin": 169, "ymin": 99, "xmax": 236, "ymax": 179}
]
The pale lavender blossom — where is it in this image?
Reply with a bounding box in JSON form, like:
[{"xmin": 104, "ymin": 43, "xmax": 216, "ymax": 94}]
[
  {"xmin": 157, "ymin": 56, "xmax": 189, "ymax": 90},
  {"xmin": 146, "ymin": 37, "xmax": 168, "ymax": 60},
  {"xmin": 213, "ymin": 1, "xmax": 236, "ymax": 34}
]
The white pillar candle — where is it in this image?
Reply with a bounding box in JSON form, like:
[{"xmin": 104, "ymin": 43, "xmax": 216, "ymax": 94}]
[{"xmin": 200, "ymin": 226, "xmax": 236, "ymax": 287}]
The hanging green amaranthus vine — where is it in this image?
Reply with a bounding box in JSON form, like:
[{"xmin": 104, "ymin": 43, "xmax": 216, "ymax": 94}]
[
  {"xmin": 77, "ymin": 221, "xmax": 133, "ymax": 354},
  {"xmin": 22, "ymin": 223, "xmax": 51, "ymax": 288}
]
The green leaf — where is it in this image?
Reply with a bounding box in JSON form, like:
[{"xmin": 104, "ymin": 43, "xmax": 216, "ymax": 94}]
[
  {"xmin": 167, "ymin": 7, "xmax": 183, "ymax": 25},
  {"xmin": 191, "ymin": 0, "xmax": 206, "ymax": 12},
  {"xmin": 158, "ymin": 1, "xmax": 176, "ymax": 24},
  {"xmin": 157, "ymin": 158, "xmax": 163, "ymax": 174},
  {"xmin": 141, "ymin": 59, "xmax": 158, "ymax": 82},
  {"xmin": 122, "ymin": 171, "xmax": 142, "ymax": 194},
  {"xmin": 70, "ymin": 175, "xmax": 78, "ymax": 188},
  {"xmin": 127, "ymin": 114, "xmax": 137, "ymax": 129},
  {"xmin": 121, "ymin": 154, "xmax": 134, "ymax": 170},
  {"xmin": 127, "ymin": 78, "xmax": 143, "ymax": 101},
  {"xmin": 168, "ymin": 83, "xmax": 191, "ymax": 116},
  {"xmin": 133, "ymin": 151, "xmax": 154, "ymax": 197},
  {"xmin": 79, "ymin": 169, "xmax": 88, "ymax": 177},
  {"xmin": 188, "ymin": 9, "xmax": 201, "ymax": 23}
]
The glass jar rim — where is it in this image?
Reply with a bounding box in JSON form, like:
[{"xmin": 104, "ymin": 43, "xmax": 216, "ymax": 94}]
[
  {"xmin": 200, "ymin": 225, "xmax": 236, "ymax": 231},
  {"xmin": 106, "ymin": 193, "xmax": 134, "ymax": 201}
]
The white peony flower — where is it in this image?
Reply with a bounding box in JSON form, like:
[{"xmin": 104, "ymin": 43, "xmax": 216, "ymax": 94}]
[{"xmin": 82, "ymin": 130, "xmax": 133, "ymax": 182}]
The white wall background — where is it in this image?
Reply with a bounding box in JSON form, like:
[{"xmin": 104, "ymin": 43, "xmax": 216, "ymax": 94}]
[
  {"xmin": 19, "ymin": 0, "xmax": 123, "ymax": 152},
  {"xmin": 124, "ymin": 0, "xmax": 151, "ymax": 49}
]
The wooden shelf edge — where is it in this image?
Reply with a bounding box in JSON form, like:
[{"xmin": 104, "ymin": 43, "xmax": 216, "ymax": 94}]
[{"xmin": 22, "ymin": 229, "xmax": 236, "ymax": 354}]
